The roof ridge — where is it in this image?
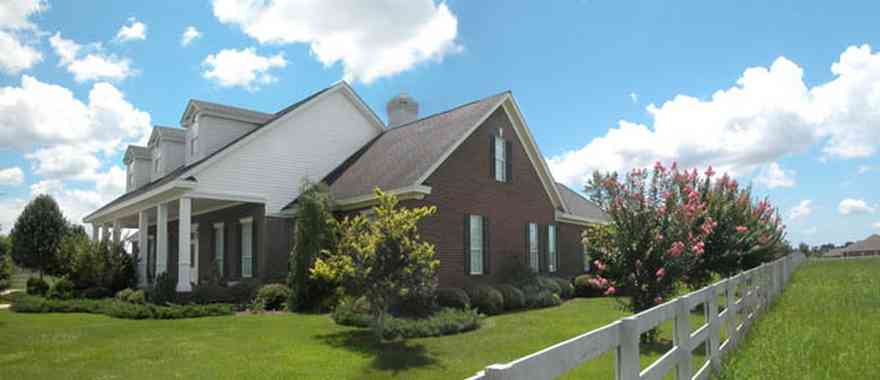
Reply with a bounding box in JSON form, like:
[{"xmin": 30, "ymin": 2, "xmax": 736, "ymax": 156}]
[
  {"xmin": 189, "ymin": 99, "xmax": 273, "ymax": 116},
  {"xmin": 384, "ymin": 90, "xmax": 511, "ymax": 132}
]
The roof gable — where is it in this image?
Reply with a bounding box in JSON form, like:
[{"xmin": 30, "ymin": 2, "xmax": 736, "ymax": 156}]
[{"xmin": 555, "ymin": 182, "xmax": 609, "ymax": 223}]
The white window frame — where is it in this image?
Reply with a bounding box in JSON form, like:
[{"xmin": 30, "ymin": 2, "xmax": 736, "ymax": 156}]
[
  {"xmin": 240, "ymin": 217, "xmax": 253, "ymax": 278},
  {"xmin": 494, "ymin": 136, "xmax": 506, "ymax": 182},
  {"xmin": 548, "ymin": 224, "xmax": 557, "ymax": 273},
  {"xmin": 213, "ymin": 223, "xmax": 224, "ymax": 276},
  {"xmin": 528, "ymin": 223, "xmax": 539, "ymax": 272},
  {"xmin": 191, "ymin": 135, "xmax": 198, "ymax": 157},
  {"xmin": 469, "ymin": 215, "xmax": 484, "ymax": 275}
]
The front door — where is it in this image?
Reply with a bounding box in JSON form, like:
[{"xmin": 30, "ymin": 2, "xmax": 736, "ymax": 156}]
[{"xmin": 190, "ymin": 224, "xmax": 199, "ymax": 285}]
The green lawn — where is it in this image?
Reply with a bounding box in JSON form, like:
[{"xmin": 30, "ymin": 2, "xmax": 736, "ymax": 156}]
[{"xmin": 716, "ymin": 258, "xmax": 880, "ymax": 380}]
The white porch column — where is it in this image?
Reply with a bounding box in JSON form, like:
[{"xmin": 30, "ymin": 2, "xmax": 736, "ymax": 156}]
[
  {"xmin": 157, "ymin": 202, "xmax": 168, "ymax": 275},
  {"xmin": 112, "ymin": 219, "xmax": 121, "ymax": 245},
  {"xmin": 138, "ymin": 210, "xmax": 149, "ymax": 287},
  {"xmin": 101, "ymin": 224, "xmax": 110, "ymax": 242},
  {"xmin": 91, "ymin": 223, "xmax": 99, "ymax": 241},
  {"xmin": 177, "ymin": 197, "xmax": 192, "ymax": 292}
]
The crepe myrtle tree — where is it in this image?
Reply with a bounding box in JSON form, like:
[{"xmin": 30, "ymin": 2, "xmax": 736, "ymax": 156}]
[
  {"xmin": 311, "ymin": 188, "xmax": 439, "ymax": 341},
  {"xmin": 687, "ymin": 171, "xmax": 787, "ymax": 289},
  {"xmin": 584, "ymin": 162, "xmax": 715, "ymax": 341}
]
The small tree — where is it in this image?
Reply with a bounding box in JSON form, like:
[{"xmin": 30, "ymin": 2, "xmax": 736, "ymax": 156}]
[
  {"xmin": 10, "ymin": 195, "xmax": 68, "ymax": 277},
  {"xmin": 312, "ymin": 189, "xmax": 438, "ymax": 340},
  {"xmin": 584, "ymin": 163, "xmax": 714, "ymax": 341},
  {"xmin": 287, "ymin": 180, "xmax": 339, "ymax": 311}
]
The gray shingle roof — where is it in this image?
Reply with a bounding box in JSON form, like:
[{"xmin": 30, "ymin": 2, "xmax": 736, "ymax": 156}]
[
  {"xmin": 153, "ymin": 126, "xmax": 186, "ymax": 139},
  {"xmin": 123, "ymin": 145, "xmax": 150, "ymax": 162},
  {"xmin": 555, "ymin": 182, "xmax": 609, "ymax": 222},
  {"xmin": 187, "ymin": 99, "xmax": 274, "ymax": 123},
  {"xmin": 328, "ymin": 91, "xmax": 509, "ymax": 200}
]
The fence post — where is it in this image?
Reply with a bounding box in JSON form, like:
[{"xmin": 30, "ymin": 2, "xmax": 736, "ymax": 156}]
[
  {"xmin": 707, "ymin": 284, "xmax": 721, "ymax": 372},
  {"xmin": 726, "ymin": 276, "xmax": 738, "ymax": 349},
  {"xmin": 674, "ymin": 296, "xmax": 692, "ymax": 380},
  {"xmin": 617, "ymin": 316, "xmax": 640, "ymax": 380}
]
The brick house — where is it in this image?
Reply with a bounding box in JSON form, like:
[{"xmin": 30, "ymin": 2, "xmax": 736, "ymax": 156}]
[{"xmin": 84, "ymin": 83, "xmax": 607, "ymax": 292}]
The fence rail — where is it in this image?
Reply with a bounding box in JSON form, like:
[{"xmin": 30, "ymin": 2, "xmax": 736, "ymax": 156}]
[{"xmin": 466, "ymin": 252, "xmax": 807, "ymax": 380}]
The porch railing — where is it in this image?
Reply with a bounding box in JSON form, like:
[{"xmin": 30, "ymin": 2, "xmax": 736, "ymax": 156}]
[{"xmin": 466, "ymin": 252, "xmax": 807, "ymax": 380}]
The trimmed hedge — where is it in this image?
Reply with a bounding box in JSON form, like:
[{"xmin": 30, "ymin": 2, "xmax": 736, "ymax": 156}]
[
  {"xmin": 11, "ymin": 295, "xmax": 233, "ymax": 319},
  {"xmin": 436, "ymin": 288, "xmax": 470, "ymax": 310},
  {"xmin": 333, "ymin": 301, "xmax": 482, "ymax": 339},
  {"xmin": 26, "ymin": 277, "xmax": 49, "ymax": 296},
  {"xmin": 47, "ymin": 277, "xmax": 75, "ymax": 300},
  {"xmin": 496, "ymin": 284, "xmax": 525, "ymax": 310},
  {"xmin": 552, "ymin": 278, "xmax": 575, "ymax": 299},
  {"xmin": 80, "ymin": 287, "xmax": 113, "ymax": 299},
  {"xmin": 466, "ymin": 286, "xmax": 504, "ymax": 315},
  {"xmin": 522, "ymin": 285, "xmax": 561, "ymax": 309},
  {"xmin": 573, "ymin": 274, "xmax": 606, "ymax": 297},
  {"xmin": 255, "ymin": 284, "xmax": 290, "ymax": 311},
  {"xmin": 537, "ymin": 277, "xmax": 562, "ymax": 296}
]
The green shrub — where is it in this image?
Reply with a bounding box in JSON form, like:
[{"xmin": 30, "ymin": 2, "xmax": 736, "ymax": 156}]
[
  {"xmin": 192, "ymin": 283, "xmax": 234, "ymax": 304},
  {"xmin": 333, "ymin": 302, "xmax": 482, "ymax": 339},
  {"xmin": 523, "ymin": 287, "xmax": 561, "ymax": 309},
  {"xmin": 332, "ymin": 298, "xmax": 373, "ymax": 327},
  {"xmin": 466, "ymin": 285, "xmax": 504, "ymax": 315},
  {"xmin": 537, "ymin": 277, "xmax": 561, "ymax": 296},
  {"xmin": 394, "ymin": 292, "xmax": 436, "ymax": 318},
  {"xmin": 80, "ymin": 287, "xmax": 113, "ymax": 299},
  {"xmin": 573, "ymin": 274, "xmax": 606, "ymax": 297},
  {"xmin": 436, "ymin": 288, "xmax": 470, "ymax": 310},
  {"xmin": 227, "ymin": 281, "xmax": 258, "ymax": 305},
  {"xmin": 115, "ymin": 288, "xmax": 134, "ymax": 302},
  {"xmin": 11, "ymin": 295, "xmax": 233, "ymax": 319},
  {"xmin": 255, "ymin": 284, "xmax": 290, "ymax": 311},
  {"xmin": 127, "ymin": 290, "xmax": 146, "ymax": 304},
  {"xmin": 0, "ymin": 255, "xmax": 12, "ymax": 292},
  {"xmin": 553, "ymin": 278, "xmax": 575, "ymax": 299},
  {"xmin": 47, "ymin": 277, "xmax": 74, "ymax": 300},
  {"xmin": 26, "ymin": 277, "xmax": 49, "ymax": 296},
  {"xmin": 496, "ymin": 284, "xmax": 525, "ymax": 310},
  {"xmin": 498, "ymin": 256, "xmax": 538, "ymax": 287},
  {"xmin": 60, "ymin": 235, "xmax": 137, "ymax": 292},
  {"xmin": 149, "ymin": 272, "xmax": 176, "ymax": 305}
]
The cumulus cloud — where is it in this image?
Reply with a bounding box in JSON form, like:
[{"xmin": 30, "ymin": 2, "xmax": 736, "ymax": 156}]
[
  {"xmin": 838, "ymin": 198, "xmax": 876, "ymax": 215},
  {"xmin": 630, "ymin": 92, "xmax": 638, "ymax": 103},
  {"xmin": 211, "ymin": 0, "xmax": 461, "ymax": 83},
  {"xmin": 27, "ymin": 169, "xmax": 124, "ymax": 229},
  {"xmin": 788, "ymin": 200, "xmax": 813, "ymax": 221},
  {"xmin": 181, "ymin": 26, "xmax": 202, "ymax": 46},
  {"xmin": 202, "ymin": 47, "xmax": 287, "ymax": 90},
  {"xmin": 115, "ymin": 17, "xmax": 146, "ymax": 42},
  {"xmin": 0, "ymin": 0, "xmax": 46, "ymax": 75},
  {"xmin": 755, "ymin": 162, "xmax": 796, "ymax": 188},
  {"xmin": 0, "ymin": 75, "xmax": 150, "ymax": 186},
  {"xmin": 49, "ymin": 32, "xmax": 136, "ymax": 82},
  {"xmin": 858, "ymin": 165, "xmax": 871, "ymax": 175},
  {"xmin": 0, "ymin": 167, "xmax": 24, "ymax": 185},
  {"xmin": 549, "ymin": 44, "xmax": 880, "ymax": 189}
]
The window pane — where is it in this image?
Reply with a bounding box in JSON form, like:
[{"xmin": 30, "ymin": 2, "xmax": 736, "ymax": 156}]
[
  {"xmin": 494, "ymin": 137, "xmax": 506, "ymax": 182},
  {"xmin": 548, "ymin": 225, "xmax": 557, "ymax": 272},
  {"xmin": 495, "ymin": 159, "xmax": 505, "ymax": 181},
  {"xmin": 469, "ymin": 215, "xmax": 483, "ymax": 274},
  {"xmin": 241, "ymin": 222, "xmax": 253, "ymax": 278},
  {"xmin": 215, "ymin": 226, "xmax": 224, "ymax": 275},
  {"xmin": 529, "ymin": 223, "xmax": 539, "ymax": 272}
]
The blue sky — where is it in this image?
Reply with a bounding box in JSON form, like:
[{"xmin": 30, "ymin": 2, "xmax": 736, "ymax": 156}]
[{"xmin": 0, "ymin": 0, "xmax": 878, "ymax": 246}]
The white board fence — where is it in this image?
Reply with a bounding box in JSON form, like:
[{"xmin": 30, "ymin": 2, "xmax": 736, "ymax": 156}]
[{"xmin": 466, "ymin": 252, "xmax": 807, "ymax": 380}]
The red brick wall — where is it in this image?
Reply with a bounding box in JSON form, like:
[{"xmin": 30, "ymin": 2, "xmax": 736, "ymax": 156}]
[{"xmin": 398, "ymin": 108, "xmax": 563, "ymax": 288}]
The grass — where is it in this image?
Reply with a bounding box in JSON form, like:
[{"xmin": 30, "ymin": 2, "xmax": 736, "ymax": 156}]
[{"xmin": 716, "ymin": 258, "xmax": 880, "ymax": 380}]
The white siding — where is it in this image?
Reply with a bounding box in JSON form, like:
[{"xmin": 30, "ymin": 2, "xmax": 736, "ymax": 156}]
[
  {"xmin": 159, "ymin": 140, "xmax": 185, "ymax": 176},
  {"xmin": 193, "ymin": 90, "xmax": 381, "ymax": 214},
  {"xmin": 186, "ymin": 115, "xmax": 260, "ymax": 164},
  {"xmin": 127, "ymin": 158, "xmax": 151, "ymax": 191}
]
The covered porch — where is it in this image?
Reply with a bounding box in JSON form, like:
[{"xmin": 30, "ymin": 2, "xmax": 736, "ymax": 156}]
[{"xmin": 85, "ymin": 181, "xmax": 270, "ymax": 292}]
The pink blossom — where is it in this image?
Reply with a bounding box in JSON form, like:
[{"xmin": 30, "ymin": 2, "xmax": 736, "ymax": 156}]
[
  {"xmin": 654, "ymin": 161, "xmax": 666, "ymax": 173},
  {"xmin": 656, "ymin": 267, "xmax": 666, "ymax": 279},
  {"xmin": 593, "ymin": 260, "xmax": 607, "ymax": 272},
  {"xmin": 604, "ymin": 286, "xmax": 616, "ymax": 296},
  {"xmin": 654, "ymin": 296, "xmax": 664, "ymax": 304},
  {"xmin": 705, "ymin": 166, "xmax": 716, "ymax": 177},
  {"xmin": 670, "ymin": 161, "xmax": 678, "ymax": 171},
  {"xmin": 668, "ymin": 241, "xmax": 685, "ymax": 257},
  {"xmin": 693, "ymin": 241, "xmax": 705, "ymax": 255},
  {"xmin": 736, "ymin": 226, "xmax": 748, "ymax": 234}
]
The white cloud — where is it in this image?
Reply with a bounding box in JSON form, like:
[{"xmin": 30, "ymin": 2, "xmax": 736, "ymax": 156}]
[
  {"xmin": 858, "ymin": 165, "xmax": 872, "ymax": 175},
  {"xmin": 211, "ymin": 0, "xmax": 461, "ymax": 84},
  {"xmin": 49, "ymin": 32, "xmax": 135, "ymax": 82},
  {"xmin": 549, "ymin": 44, "xmax": 880, "ymax": 189},
  {"xmin": 630, "ymin": 92, "xmax": 638, "ymax": 103},
  {"xmin": 0, "ymin": 0, "xmax": 46, "ymax": 75},
  {"xmin": 788, "ymin": 200, "xmax": 813, "ymax": 221},
  {"xmin": 755, "ymin": 162, "xmax": 796, "ymax": 188},
  {"xmin": 0, "ymin": 75, "xmax": 150, "ymax": 184},
  {"xmin": 874, "ymin": 221, "xmax": 880, "ymax": 229},
  {"xmin": 0, "ymin": 167, "xmax": 24, "ymax": 185},
  {"xmin": 28, "ymin": 170, "xmax": 124, "ymax": 228},
  {"xmin": 181, "ymin": 26, "xmax": 202, "ymax": 46},
  {"xmin": 0, "ymin": 197, "xmax": 26, "ymax": 233},
  {"xmin": 202, "ymin": 47, "xmax": 287, "ymax": 90},
  {"xmin": 115, "ymin": 17, "xmax": 146, "ymax": 42},
  {"xmin": 838, "ymin": 198, "xmax": 876, "ymax": 215}
]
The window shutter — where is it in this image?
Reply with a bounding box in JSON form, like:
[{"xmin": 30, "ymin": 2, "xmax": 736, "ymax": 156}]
[
  {"xmin": 463, "ymin": 213, "xmax": 471, "ymax": 275},
  {"xmin": 553, "ymin": 224, "xmax": 559, "ymax": 271},
  {"xmin": 538, "ymin": 224, "xmax": 545, "ymax": 273},
  {"xmin": 489, "ymin": 136, "xmax": 496, "ymax": 180},
  {"xmin": 505, "ymin": 140, "xmax": 512, "ymax": 183},
  {"xmin": 482, "ymin": 216, "xmax": 490, "ymax": 274},
  {"xmin": 524, "ymin": 223, "xmax": 530, "ymax": 266}
]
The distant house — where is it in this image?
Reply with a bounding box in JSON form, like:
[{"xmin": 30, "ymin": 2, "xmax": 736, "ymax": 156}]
[
  {"xmin": 838, "ymin": 234, "xmax": 880, "ymax": 257},
  {"xmin": 83, "ymin": 82, "xmax": 608, "ymax": 292}
]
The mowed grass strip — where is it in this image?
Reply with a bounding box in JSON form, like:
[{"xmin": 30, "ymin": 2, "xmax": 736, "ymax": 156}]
[{"xmin": 716, "ymin": 258, "xmax": 880, "ymax": 380}]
